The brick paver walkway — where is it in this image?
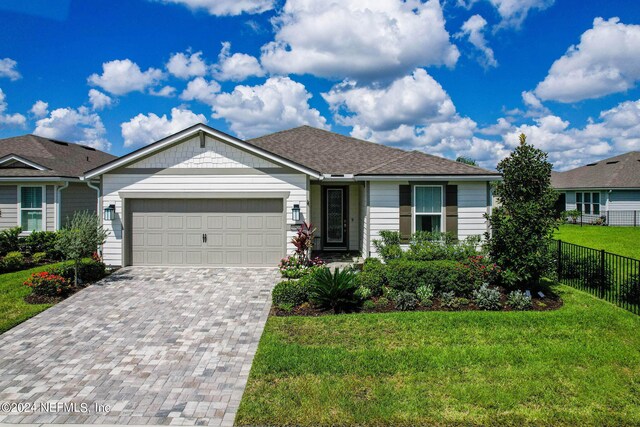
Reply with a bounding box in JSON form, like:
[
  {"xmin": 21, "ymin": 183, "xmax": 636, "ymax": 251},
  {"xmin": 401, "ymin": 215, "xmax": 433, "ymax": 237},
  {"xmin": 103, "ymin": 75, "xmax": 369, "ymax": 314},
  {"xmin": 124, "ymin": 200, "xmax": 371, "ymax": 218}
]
[{"xmin": 0, "ymin": 267, "xmax": 279, "ymax": 426}]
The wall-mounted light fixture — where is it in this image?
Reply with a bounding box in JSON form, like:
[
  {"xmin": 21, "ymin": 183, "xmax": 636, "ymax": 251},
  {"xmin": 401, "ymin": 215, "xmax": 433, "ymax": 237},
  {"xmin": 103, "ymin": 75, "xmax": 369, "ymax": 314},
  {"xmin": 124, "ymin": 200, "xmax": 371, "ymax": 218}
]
[
  {"xmin": 292, "ymin": 204, "xmax": 301, "ymax": 222},
  {"xmin": 103, "ymin": 204, "xmax": 116, "ymax": 221}
]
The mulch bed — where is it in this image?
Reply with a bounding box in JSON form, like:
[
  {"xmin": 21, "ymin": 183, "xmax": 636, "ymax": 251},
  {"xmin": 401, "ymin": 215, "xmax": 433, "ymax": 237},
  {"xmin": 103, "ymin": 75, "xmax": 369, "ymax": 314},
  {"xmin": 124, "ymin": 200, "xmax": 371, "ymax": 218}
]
[
  {"xmin": 23, "ymin": 286, "xmax": 85, "ymax": 305},
  {"xmin": 272, "ymin": 288, "xmax": 563, "ymax": 317}
]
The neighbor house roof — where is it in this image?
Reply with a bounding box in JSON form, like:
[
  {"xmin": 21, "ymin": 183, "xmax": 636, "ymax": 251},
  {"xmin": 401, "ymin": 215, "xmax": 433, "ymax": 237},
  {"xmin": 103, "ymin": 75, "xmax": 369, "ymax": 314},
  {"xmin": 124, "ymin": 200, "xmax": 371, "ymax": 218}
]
[
  {"xmin": 551, "ymin": 151, "xmax": 640, "ymax": 189},
  {"xmin": 247, "ymin": 126, "xmax": 498, "ymax": 176},
  {"xmin": 0, "ymin": 134, "xmax": 116, "ymax": 179}
]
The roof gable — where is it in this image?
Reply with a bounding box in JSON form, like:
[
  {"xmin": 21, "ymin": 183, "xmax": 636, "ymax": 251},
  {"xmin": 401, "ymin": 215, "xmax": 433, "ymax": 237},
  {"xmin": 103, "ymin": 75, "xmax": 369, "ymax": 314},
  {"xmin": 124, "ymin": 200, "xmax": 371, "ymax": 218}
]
[
  {"xmin": 552, "ymin": 151, "xmax": 640, "ymax": 189},
  {"xmin": 84, "ymin": 123, "xmax": 321, "ymax": 179}
]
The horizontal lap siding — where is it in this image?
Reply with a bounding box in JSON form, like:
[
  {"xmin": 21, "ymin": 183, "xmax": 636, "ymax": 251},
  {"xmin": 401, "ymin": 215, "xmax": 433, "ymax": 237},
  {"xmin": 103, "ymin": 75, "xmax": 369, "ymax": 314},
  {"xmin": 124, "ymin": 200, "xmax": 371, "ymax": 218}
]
[
  {"xmin": 60, "ymin": 183, "xmax": 98, "ymax": 225},
  {"xmin": 0, "ymin": 185, "xmax": 17, "ymax": 229},
  {"xmin": 368, "ymin": 181, "xmax": 401, "ymax": 258},
  {"xmin": 608, "ymin": 190, "xmax": 640, "ymax": 210},
  {"xmin": 349, "ymin": 184, "xmax": 360, "ymax": 251},
  {"xmin": 101, "ymin": 173, "xmax": 307, "ymax": 266},
  {"xmin": 46, "ymin": 186, "xmax": 55, "ymax": 231},
  {"xmin": 454, "ymin": 181, "xmax": 489, "ymax": 240}
]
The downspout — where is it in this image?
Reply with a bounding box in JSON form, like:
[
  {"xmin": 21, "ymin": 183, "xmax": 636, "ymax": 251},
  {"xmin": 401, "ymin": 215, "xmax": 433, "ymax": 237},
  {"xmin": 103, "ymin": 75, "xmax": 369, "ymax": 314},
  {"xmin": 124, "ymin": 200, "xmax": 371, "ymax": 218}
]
[
  {"xmin": 85, "ymin": 180, "xmax": 103, "ymax": 257},
  {"xmin": 56, "ymin": 181, "xmax": 69, "ymax": 230}
]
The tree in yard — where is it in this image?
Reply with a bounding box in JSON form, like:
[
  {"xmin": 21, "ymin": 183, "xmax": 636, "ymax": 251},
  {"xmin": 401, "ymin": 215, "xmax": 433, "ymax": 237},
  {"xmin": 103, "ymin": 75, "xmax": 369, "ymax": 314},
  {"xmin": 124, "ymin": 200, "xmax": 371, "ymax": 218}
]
[
  {"xmin": 456, "ymin": 156, "xmax": 477, "ymax": 166},
  {"xmin": 485, "ymin": 134, "xmax": 558, "ymax": 289},
  {"xmin": 55, "ymin": 211, "xmax": 108, "ymax": 286}
]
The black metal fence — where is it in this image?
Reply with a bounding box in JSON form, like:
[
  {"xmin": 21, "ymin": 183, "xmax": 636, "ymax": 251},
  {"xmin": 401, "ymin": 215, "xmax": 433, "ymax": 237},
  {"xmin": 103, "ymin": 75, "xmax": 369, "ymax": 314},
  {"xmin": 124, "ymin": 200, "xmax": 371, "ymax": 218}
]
[
  {"xmin": 567, "ymin": 210, "xmax": 640, "ymax": 226},
  {"xmin": 552, "ymin": 239, "xmax": 640, "ymax": 315}
]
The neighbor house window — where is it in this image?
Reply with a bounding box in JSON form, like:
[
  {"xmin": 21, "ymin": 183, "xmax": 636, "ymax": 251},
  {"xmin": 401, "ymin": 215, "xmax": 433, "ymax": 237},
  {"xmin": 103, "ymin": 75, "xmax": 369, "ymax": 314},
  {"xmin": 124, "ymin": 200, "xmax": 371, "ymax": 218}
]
[
  {"xmin": 576, "ymin": 192, "xmax": 600, "ymax": 215},
  {"xmin": 414, "ymin": 186, "xmax": 442, "ymax": 233},
  {"xmin": 19, "ymin": 186, "xmax": 44, "ymax": 232}
]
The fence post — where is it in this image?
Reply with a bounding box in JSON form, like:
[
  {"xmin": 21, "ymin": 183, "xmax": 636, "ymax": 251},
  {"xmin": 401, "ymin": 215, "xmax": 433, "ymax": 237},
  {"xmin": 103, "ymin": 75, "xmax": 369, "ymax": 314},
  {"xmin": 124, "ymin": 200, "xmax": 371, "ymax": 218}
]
[
  {"xmin": 580, "ymin": 214, "xmax": 583, "ymax": 227},
  {"xmin": 635, "ymin": 210, "xmax": 637, "ymax": 227},
  {"xmin": 599, "ymin": 249, "xmax": 606, "ymax": 299},
  {"xmin": 557, "ymin": 239, "xmax": 562, "ymax": 280}
]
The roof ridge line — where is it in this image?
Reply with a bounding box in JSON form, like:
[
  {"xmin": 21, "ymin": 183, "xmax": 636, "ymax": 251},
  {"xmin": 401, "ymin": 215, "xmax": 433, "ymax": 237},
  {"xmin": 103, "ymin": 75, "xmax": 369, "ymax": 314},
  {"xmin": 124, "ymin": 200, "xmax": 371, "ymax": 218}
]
[{"xmin": 358, "ymin": 151, "xmax": 415, "ymax": 174}]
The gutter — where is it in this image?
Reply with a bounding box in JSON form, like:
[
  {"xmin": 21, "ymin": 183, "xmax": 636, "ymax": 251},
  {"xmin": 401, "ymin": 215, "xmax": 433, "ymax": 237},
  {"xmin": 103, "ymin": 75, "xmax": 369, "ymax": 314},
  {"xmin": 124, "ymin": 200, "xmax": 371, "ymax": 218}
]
[
  {"xmin": 56, "ymin": 181, "xmax": 70, "ymax": 229},
  {"xmin": 354, "ymin": 175, "xmax": 502, "ymax": 182}
]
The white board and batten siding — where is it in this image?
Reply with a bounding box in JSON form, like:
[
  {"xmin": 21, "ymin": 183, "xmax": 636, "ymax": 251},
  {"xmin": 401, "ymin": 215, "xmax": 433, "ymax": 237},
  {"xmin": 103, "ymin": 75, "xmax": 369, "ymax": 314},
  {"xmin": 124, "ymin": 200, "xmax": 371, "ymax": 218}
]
[
  {"xmin": 368, "ymin": 181, "xmax": 490, "ymax": 258},
  {"xmin": 100, "ymin": 134, "xmax": 308, "ymax": 267}
]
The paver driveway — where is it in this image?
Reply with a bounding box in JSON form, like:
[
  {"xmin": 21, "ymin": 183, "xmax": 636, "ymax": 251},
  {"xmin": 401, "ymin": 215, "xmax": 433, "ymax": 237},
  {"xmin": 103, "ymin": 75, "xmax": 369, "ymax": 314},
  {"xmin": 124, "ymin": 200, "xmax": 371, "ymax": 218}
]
[{"xmin": 0, "ymin": 267, "xmax": 279, "ymax": 426}]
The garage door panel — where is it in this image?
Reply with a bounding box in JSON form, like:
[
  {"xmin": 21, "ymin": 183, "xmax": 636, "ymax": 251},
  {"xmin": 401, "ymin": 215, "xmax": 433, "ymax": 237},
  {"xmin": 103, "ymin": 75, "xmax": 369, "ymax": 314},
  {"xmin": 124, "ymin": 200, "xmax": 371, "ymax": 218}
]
[{"xmin": 129, "ymin": 198, "xmax": 284, "ymax": 266}]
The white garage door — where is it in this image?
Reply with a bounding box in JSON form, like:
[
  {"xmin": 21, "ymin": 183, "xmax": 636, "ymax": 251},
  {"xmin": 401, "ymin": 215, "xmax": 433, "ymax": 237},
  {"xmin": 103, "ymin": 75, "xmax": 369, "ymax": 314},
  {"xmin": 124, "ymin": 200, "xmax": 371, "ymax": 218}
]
[{"xmin": 128, "ymin": 199, "xmax": 285, "ymax": 266}]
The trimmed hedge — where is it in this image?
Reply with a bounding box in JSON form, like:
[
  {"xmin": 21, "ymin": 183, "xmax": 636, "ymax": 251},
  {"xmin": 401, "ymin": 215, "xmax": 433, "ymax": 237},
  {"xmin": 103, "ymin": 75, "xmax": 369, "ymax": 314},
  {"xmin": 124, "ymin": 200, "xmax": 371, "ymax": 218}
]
[
  {"xmin": 50, "ymin": 259, "xmax": 106, "ymax": 284},
  {"xmin": 385, "ymin": 259, "xmax": 465, "ymax": 294},
  {"xmin": 357, "ymin": 258, "xmax": 387, "ymax": 296}
]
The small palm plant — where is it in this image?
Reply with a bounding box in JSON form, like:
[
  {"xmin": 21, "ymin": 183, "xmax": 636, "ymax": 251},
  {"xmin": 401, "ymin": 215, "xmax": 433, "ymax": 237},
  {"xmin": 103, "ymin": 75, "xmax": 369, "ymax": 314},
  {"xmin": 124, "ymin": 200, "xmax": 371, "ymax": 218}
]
[{"xmin": 308, "ymin": 267, "xmax": 359, "ymax": 313}]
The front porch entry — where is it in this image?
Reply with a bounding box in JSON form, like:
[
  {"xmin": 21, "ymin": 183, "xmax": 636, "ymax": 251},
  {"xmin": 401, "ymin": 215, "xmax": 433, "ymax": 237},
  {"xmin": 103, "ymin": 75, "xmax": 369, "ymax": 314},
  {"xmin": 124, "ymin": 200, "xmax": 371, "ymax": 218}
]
[
  {"xmin": 323, "ymin": 186, "xmax": 348, "ymax": 249},
  {"xmin": 310, "ymin": 182, "xmax": 362, "ymax": 253}
]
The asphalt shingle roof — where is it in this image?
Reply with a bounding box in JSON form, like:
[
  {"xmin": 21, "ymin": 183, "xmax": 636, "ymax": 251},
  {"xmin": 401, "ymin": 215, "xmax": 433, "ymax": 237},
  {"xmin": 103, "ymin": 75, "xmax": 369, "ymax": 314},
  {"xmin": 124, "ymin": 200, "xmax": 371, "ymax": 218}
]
[
  {"xmin": 551, "ymin": 151, "xmax": 640, "ymax": 189},
  {"xmin": 0, "ymin": 134, "xmax": 116, "ymax": 178},
  {"xmin": 248, "ymin": 126, "xmax": 497, "ymax": 176}
]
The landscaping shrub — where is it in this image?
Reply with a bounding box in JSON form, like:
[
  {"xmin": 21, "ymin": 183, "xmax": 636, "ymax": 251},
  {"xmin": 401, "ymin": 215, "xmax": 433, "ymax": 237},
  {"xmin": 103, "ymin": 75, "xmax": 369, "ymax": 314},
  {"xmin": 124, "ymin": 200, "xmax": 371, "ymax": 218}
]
[
  {"xmin": 272, "ymin": 279, "xmax": 310, "ymax": 307},
  {"xmin": 24, "ymin": 271, "xmax": 72, "ymax": 297},
  {"xmin": 385, "ymin": 259, "xmax": 465, "ymax": 294},
  {"xmin": 21, "ymin": 231, "xmax": 60, "ymax": 258},
  {"xmin": 372, "ymin": 230, "xmax": 403, "ymax": 262},
  {"xmin": 393, "ymin": 291, "xmax": 418, "ymax": 311},
  {"xmin": 416, "ymin": 284, "xmax": 435, "ymax": 306},
  {"xmin": 440, "ymin": 291, "xmax": 457, "ymax": 308},
  {"xmin": 357, "ymin": 258, "xmax": 387, "ymax": 296},
  {"xmin": 507, "ymin": 290, "xmax": 533, "ymax": 310},
  {"xmin": 473, "ymin": 284, "xmax": 502, "ymax": 310},
  {"xmin": 308, "ymin": 267, "xmax": 359, "ymax": 313},
  {"xmin": 620, "ymin": 274, "xmax": 640, "ymax": 305},
  {"xmin": 373, "ymin": 296, "xmax": 390, "ymax": 310},
  {"xmin": 354, "ymin": 285, "xmax": 372, "ymax": 301},
  {"xmin": 2, "ymin": 251, "xmax": 26, "ymax": 272},
  {"xmin": 279, "ymin": 255, "xmax": 324, "ymax": 278},
  {"xmin": 50, "ymin": 259, "xmax": 106, "ymax": 284},
  {"xmin": 32, "ymin": 252, "xmax": 48, "ymax": 264},
  {"xmin": 407, "ymin": 232, "xmax": 482, "ymax": 261},
  {"xmin": 458, "ymin": 255, "xmax": 501, "ymax": 289},
  {"xmin": 0, "ymin": 226, "xmax": 22, "ymax": 255},
  {"xmin": 362, "ymin": 300, "xmax": 376, "ymax": 311}
]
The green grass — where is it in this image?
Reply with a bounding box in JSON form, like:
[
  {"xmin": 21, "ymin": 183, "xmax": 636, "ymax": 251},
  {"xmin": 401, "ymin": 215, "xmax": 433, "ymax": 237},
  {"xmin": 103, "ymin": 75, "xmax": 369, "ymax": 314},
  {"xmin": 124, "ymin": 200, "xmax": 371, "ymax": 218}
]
[
  {"xmin": 554, "ymin": 224, "xmax": 640, "ymax": 259},
  {"xmin": 0, "ymin": 262, "xmax": 66, "ymax": 334},
  {"xmin": 237, "ymin": 286, "xmax": 640, "ymax": 426}
]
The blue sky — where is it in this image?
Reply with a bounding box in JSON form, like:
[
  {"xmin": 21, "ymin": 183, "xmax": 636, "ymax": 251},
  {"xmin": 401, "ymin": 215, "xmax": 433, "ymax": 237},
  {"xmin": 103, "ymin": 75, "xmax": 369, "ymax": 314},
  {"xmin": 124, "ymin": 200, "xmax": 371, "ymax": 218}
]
[{"xmin": 1, "ymin": 0, "xmax": 640, "ymax": 170}]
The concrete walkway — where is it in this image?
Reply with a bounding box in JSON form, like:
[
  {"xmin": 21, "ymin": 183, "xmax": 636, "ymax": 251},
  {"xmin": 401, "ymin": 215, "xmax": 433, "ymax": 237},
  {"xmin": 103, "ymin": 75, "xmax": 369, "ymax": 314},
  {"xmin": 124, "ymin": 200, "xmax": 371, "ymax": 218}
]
[{"xmin": 0, "ymin": 267, "xmax": 279, "ymax": 426}]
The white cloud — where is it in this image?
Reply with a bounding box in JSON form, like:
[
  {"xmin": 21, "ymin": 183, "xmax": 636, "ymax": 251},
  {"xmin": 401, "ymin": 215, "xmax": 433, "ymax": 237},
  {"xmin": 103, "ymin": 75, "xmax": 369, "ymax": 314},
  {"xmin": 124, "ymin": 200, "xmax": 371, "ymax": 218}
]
[
  {"xmin": 213, "ymin": 42, "xmax": 264, "ymax": 82},
  {"xmin": 458, "ymin": 0, "xmax": 554, "ymax": 29},
  {"xmin": 212, "ymin": 76, "xmax": 328, "ymax": 139},
  {"xmin": 180, "ymin": 77, "xmax": 221, "ymax": 106},
  {"xmin": 149, "ymin": 85, "xmax": 177, "ymax": 97},
  {"xmin": 0, "ymin": 89, "xmax": 26, "ymax": 128},
  {"xmin": 260, "ymin": 0, "xmax": 460, "ymax": 81},
  {"xmin": 33, "ymin": 106, "xmax": 110, "ymax": 151},
  {"xmin": 88, "ymin": 89, "xmax": 113, "ymax": 111},
  {"xmin": 29, "ymin": 100, "xmax": 49, "ymax": 118},
  {"xmin": 535, "ymin": 18, "xmax": 640, "ymax": 103},
  {"xmin": 151, "ymin": 0, "xmax": 274, "ymax": 16},
  {"xmin": 323, "ymin": 69, "xmax": 456, "ymax": 132},
  {"xmin": 88, "ymin": 59, "xmax": 164, "ymax": 95},
  {"xmin": 121, "ymin": 107, "xmax": 207, "ymax": 147},
  {"xmin": 0, "ymin": 58, "xmax": 21, "ymax": 81},
  {"xmin": 456, "ymin": 15, "xmax": 497, "ymax": 68},
  {"xmin": 166, "ymin": 50, "xmax": 207, "ymax": 79}
]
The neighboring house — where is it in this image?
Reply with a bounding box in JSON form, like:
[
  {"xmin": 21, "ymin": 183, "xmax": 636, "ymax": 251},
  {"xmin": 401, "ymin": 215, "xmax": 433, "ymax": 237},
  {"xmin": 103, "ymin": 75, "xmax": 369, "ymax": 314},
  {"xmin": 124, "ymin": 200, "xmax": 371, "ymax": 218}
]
[
  {"xmin": 83, "ymin": 124, "xmax": 500, "ymax": 267},
  {"xmin": 552, "ymin": 151, "xmax": 640, "ymax": 225},
  {"xmin": 0, "ymin": 134, "xmax": 116, "ymax": 233}
]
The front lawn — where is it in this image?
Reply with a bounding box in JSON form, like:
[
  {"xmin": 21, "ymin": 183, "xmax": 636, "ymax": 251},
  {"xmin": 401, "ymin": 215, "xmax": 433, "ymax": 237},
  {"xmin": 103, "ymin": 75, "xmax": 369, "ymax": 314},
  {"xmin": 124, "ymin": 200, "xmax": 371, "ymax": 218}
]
[
  {"xmin": 554, "ymin": 224, "xmax": 640, "ymax": 259},
  {"xmin": 0, "ymin": 262, "xmax": 66, "ymax": 334},
  {"xmin": 237, "ymin": 284, "xmax": 640, "ymax": 426}
]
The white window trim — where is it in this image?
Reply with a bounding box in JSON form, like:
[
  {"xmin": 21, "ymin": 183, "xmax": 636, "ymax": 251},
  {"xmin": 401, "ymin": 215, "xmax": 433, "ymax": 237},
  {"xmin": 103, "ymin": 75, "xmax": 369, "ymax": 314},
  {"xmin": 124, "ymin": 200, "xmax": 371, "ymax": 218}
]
[
  {"xmin": 17, "ymin": 185, "xmax": 46, "ymax": 233},
  {"xmin": 576, "ymin": 191, "xmax": 601, "ymax": 215},
  {"xmin": 412, "ymin": 185, "xmax": 445, "ymax": 233}
]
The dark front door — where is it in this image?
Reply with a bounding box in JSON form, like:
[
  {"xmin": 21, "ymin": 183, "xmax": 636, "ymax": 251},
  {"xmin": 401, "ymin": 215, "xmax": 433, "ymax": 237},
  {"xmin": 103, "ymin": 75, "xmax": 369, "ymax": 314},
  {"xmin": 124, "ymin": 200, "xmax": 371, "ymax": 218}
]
[{"xmin": 323, "ymin": 186, "xmax": 348, "ymax": 248}]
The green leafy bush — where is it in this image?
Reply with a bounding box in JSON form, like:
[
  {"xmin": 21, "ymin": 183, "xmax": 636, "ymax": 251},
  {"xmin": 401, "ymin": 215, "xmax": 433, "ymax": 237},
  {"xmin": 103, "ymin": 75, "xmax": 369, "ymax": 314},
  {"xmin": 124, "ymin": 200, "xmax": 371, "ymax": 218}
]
[
  {"xmin": 0, "ymin": 227, "xmax": 22, "ymax": 255},
  {"xmin": 407, "ymin": 232, "xmax": 482, "ymax": 261},
  {"xmin": 24, "ymin": 271, "xmax": 72, "ymax": 297},
  {"xmin": 473, "ymin": 284, "xmax": 502, "ymax": 310},
  {"xmin": 308, "ymin": 267, "xmax": 359, "ymax": 313},
  {"xmin": 21, "ymin": 231, "xmax": 61, "ymax": 258},
  {"xmin": 393, "ymin": 291, "xmax": 418, "ymax": 311},
  {"xmin": 559, "ymin": 254, "xmax": 613, "ymax": 291},
  {"xmin": 458, "ymin": 255, "xmax": 501, "ymax": 290},
  {"xmin": 416, "ymin": 284, "xmax": 435, "ymax": 306},
  {"xmin": 507, "ymin": 290, "xmax": 533, "ymax": 310},
  {"xmin": 385, "ymin": 259, "xmax": 465, "ymax": 294},
  {"xmin": 32, "ymin": 252, "xmax": 48, "ymax": 264},
  {"xmin": 372, "ymin": 230, "xmax": 403, "ymax": 262},
  {"xmin": 357, "ymin": 258, "xmax": 387, "ymax": 296},
  {"xmin": 50, "ymin": 259, "xmax": 106, "ymax": 284},
  {"xmin": 272, "ymin": 279, "xmax": 310, "ymax": 307},
  {"xmin": 2, "ymin": 251, "xmax": 25, "ymax": 272},
  {"xmin": 373, "ymin": 296, "xmax": 390, "ymax": 310},
  {"xmin": 362, "ymin": 300, "xmax": 376, "ymax": 311},
  {"xmin": 440, "ymin": 291, "xmax": 457, "ymax": 308},
  {"xmin": 620, "ymin": 274, "xmax": 640, "ymax": 305},
  {"xmin": 354, "ymin": 285, "xmax": 372, "ymax": 301},
  {"xmin": 278, "ymin": 255, "xmax": 324, "ymax": 278}
]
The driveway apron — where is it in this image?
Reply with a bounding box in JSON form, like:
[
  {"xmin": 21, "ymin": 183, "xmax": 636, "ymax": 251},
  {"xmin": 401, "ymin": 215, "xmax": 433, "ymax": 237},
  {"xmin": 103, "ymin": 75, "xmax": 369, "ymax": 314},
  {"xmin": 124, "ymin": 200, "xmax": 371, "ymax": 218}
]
[{"xmin": 0, "ymin": 267, "xmax": 279, "ymax": 426}]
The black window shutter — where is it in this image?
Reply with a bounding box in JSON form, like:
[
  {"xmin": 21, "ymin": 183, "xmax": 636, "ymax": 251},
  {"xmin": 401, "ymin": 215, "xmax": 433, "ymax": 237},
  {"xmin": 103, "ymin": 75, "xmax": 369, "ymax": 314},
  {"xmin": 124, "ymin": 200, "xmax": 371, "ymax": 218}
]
[
  {"xmin": 445, "ymin": 185, "xmax": 458, "ymax": 239},
  {"xmin": 399, "ymin": 185, "xmax": 412, "ymax": 243}
]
